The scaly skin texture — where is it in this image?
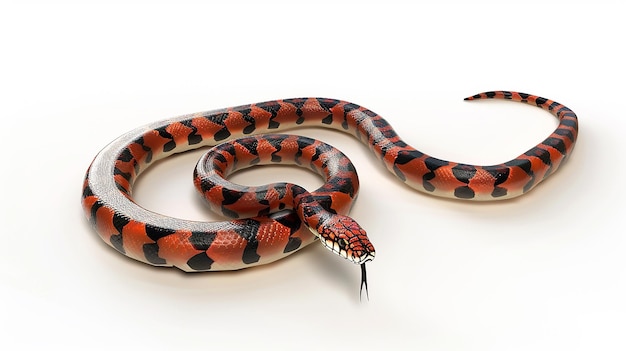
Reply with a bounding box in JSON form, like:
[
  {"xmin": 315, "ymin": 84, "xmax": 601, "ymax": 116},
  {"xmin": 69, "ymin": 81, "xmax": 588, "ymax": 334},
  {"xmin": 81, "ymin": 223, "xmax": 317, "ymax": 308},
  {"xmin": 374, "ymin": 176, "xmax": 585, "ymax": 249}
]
[
  {"xmin": 82, "ymin": 92, "xmax": 578, "ymax": 271},
  {"xmin": 193, "ymin": 134, "xmax": 374, "ymax": 264}
]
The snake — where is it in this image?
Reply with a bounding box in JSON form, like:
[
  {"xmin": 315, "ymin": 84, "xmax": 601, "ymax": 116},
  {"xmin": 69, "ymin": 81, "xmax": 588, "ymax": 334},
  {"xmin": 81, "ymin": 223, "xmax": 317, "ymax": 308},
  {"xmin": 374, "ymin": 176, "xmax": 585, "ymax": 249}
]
[{"xmin": 81, "ymin": 91, "xmax": 578, "ymax": 295}]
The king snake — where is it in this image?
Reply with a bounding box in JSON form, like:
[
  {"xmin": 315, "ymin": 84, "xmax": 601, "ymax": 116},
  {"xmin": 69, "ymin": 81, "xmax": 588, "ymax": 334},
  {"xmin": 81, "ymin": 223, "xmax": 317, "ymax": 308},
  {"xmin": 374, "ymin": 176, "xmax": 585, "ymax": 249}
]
[{"xmin": 82, "ymin": 91, "xmax": 578, "ymax": 295}]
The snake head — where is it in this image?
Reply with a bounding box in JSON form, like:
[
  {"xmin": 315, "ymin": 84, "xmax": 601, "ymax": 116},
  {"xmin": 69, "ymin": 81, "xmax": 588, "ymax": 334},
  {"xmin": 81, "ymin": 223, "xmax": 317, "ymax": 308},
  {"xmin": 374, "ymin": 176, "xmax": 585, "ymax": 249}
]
[{"xmin": 316, "ymin": 214, "xmax": 375, "ymax": 265}]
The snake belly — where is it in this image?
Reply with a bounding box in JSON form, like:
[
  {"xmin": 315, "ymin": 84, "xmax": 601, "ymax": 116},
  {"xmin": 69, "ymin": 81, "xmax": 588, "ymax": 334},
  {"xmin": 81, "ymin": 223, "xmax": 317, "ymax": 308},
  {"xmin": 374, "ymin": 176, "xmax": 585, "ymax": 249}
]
[{"xmin": 81, "ymin": 91, "xmax": 579, "ymax": 271}]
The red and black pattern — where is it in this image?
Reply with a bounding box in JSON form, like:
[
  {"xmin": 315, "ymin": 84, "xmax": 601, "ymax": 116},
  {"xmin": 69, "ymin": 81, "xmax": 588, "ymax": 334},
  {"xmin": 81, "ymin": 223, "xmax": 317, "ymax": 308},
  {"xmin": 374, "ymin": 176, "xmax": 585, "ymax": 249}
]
[
  {"xmin": 81, "ymin": 91, "xmax": 578, "ymax": 271},
  {"xmin": 193, "ymin": 134, "xmax": 373, "ymax": 264}
]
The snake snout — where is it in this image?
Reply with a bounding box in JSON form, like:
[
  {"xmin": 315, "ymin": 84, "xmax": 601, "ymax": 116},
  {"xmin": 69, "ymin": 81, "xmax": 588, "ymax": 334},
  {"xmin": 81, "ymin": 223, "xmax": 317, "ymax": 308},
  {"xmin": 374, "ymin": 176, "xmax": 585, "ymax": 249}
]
[
  {"xmin": 359, "ymin": 251, "xmax": 375, "ymax": 264},
  {"xmin": 353, "ymin": 245, "xmax": 375, "ymax": 265}
]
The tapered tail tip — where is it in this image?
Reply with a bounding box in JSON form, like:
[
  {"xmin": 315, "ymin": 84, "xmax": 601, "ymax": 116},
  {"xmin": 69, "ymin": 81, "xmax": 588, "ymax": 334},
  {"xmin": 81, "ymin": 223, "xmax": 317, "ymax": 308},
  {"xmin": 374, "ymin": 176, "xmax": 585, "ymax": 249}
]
[{"xmin": 464, "ymin": 94, "xmax": 481, "ymax": 101}]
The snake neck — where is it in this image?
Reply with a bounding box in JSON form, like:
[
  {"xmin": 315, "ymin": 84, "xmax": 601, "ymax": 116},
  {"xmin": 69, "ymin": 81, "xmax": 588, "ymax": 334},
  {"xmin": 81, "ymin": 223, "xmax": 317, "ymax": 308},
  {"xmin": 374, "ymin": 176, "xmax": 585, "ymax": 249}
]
[{"xmin": 291, "ymin": 186, "xmax": 327, "ymax": 231}]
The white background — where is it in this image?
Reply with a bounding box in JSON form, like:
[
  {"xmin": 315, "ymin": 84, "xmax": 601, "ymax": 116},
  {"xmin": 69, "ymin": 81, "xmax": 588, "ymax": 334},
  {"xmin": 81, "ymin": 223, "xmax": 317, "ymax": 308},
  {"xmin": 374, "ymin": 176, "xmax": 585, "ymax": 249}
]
[{"xmin": 2, "ymin": 1, "xmax": 624, "ymax": 350}]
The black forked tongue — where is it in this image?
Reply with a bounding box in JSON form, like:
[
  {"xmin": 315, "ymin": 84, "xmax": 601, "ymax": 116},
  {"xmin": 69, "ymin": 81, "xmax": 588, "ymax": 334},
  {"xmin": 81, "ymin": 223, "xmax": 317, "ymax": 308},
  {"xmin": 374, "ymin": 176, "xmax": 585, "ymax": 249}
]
[{"xmin": 360, "ymin": 263, "xmax": 369, "ymax": 301}]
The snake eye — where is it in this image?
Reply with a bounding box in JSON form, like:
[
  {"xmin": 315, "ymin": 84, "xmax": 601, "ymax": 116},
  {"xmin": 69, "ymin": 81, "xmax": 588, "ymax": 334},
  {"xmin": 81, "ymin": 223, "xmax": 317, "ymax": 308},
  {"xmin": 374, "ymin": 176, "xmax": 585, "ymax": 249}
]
[{"xmin": 338, "ymin": 238, "xmax": 349, "ymax": 250}]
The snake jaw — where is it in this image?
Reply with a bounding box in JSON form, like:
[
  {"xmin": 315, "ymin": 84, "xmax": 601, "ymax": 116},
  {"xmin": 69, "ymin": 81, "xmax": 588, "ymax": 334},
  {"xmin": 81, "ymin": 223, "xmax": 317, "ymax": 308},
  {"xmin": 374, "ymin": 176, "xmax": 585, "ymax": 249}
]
[
  {"xmin": 358, "ymin": 251, "xmax": 375, "ymax": 264},
  {"xmin": 320, "ymin": 238, "xmax": 375, "ymax": 264}
]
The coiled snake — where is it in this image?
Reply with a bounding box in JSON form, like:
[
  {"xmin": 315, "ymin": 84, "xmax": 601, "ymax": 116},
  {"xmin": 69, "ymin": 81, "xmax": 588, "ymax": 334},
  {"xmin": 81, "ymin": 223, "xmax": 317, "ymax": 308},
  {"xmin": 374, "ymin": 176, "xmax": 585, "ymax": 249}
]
[{"xmin": 82, "ymin": 91, "xmax": 578, "ymax": 296}]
